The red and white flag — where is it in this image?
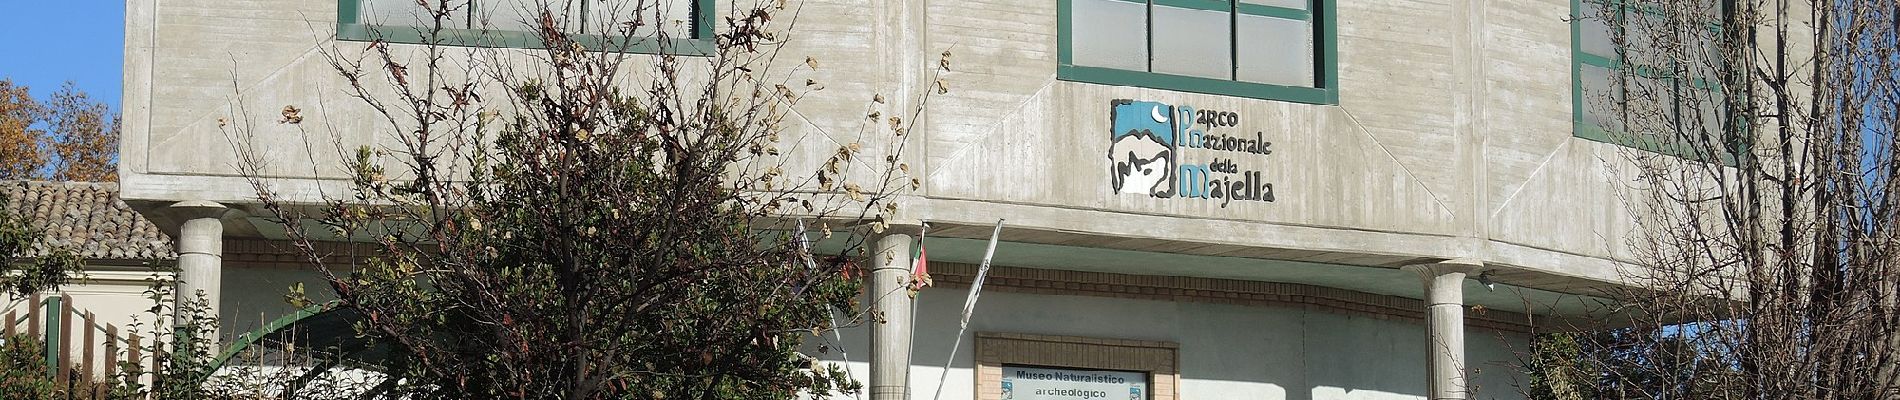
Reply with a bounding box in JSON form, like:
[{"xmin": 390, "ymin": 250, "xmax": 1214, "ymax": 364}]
[{"xmin": 911, "ymin": 225, "xmax": 932, "ymax": 290}]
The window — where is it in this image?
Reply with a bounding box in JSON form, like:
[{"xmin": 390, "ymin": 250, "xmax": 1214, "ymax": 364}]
[
  {"xmin": 336, "ymin": 0, "xmax": 712, "ymax": 54},
  {"xmin": 1572, "ymin": 0, "xmax": 1730, "ymax": 154},
  {"xmin": 1059, "ymin": 0, "xmax": 1338, "ymax": 105}
]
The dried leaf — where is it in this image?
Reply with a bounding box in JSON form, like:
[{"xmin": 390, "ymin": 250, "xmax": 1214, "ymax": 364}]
[
  {"xmin": 279, "ymin": 105, "xmax": 304, "ymax": 124},
  {"xmin": 845, "ymin": 183, "xmax": 866, "ymax": 202}
]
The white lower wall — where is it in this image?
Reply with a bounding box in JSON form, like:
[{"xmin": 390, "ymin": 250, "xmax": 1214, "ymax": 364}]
[{"xmin": 812, "ymin": 288, "xmax": 1529, "ymax": 400}]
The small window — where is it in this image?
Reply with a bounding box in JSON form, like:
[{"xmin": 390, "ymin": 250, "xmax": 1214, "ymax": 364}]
[
  {"xmin": 1059, "ymin": 0, "xmax": 1338, "ymax": 105},
  {"xmin": 1572, "ymin": 0, "xmax": 1731, "ymax": 156},
  {"xmin": 337, "ymin": 0, "xmax": 711, "ymax": 54}
]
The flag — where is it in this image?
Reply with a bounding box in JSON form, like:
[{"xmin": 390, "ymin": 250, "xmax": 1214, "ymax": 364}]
[
  {"xmin": 911, "ymin": 224, "xmax": 932, "ymax": 291},
  {"xmin": 930, "ymin": 219, "xmax": 1004, "ymax": 400},
  {"xmin": 793, "ymin": 219, "xmax": 816, "ymax": 270},
  {"xmin": 958, "ymin": 220, "xmax": 1004, "ymax": 327}
]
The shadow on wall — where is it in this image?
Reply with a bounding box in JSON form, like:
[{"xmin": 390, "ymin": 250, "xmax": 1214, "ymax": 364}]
[
  {"xmin": 806, "ymin": 288, "xmax": 1530, "ymax": 400},
  {"xmin": 218, "ymin": 265, "xmax": 339, "ymax": 344}
]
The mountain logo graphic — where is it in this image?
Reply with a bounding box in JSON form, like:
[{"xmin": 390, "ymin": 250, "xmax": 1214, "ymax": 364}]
[{"xmin": 1108, "ymin": 99, "xmax": 1178, "ymax": 198}]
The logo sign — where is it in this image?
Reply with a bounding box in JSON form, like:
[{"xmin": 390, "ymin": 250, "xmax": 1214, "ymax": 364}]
[
  {"xmin": 1001, "ymin": 365, "xmax": 1148, "ymax": 400},
  {"xmin": 1107, "ymin": 99, "xmax": 1276, "ymax": 207}
]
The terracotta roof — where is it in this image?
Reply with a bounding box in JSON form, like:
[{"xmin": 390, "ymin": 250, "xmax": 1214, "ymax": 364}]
[{"xmin": 2, "ymin": 181, "xmax": 174, "ymax": 261}]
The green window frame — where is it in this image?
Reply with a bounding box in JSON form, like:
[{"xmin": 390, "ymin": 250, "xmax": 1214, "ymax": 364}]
[
  {"xmin": 1571, "ymin": 0, "xmax": 1731, "ymax": 159},
  {"xmin": 1057, "ymin": 0, "xmax": 1339, "ymax": 105},
  {"xmin": 337, "ymin": 0, "xmax": 714, "ymax": 55}
]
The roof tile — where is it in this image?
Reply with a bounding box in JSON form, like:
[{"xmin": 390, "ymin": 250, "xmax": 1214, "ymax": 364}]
[{"xmin": 2, "ymin": 181, "xmax": 175, "ymax": 261}]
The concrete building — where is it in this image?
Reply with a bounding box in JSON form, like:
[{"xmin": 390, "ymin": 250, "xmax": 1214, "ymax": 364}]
[{"xmin": 112, "ymin": 0, "xmax": 1753, "ymax": 399}]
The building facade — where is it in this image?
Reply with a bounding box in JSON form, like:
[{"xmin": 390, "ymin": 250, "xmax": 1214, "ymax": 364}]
[{"xmin": 115, "ymin": 0, "xmax": 1746, "ymax": 398}]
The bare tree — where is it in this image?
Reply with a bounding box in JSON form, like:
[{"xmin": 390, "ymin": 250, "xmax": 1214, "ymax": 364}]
[{"xmin": 1529, "ymin": 1, "xmax": 1900, "ymax": 399}]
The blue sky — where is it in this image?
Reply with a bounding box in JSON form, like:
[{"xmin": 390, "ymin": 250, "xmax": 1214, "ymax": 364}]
[{"xmin": 0, "ymin": 2, "xmax": 125, "ymax": 111}]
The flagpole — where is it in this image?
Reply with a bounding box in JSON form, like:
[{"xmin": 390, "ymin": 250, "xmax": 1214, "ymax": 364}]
[
  {"xmin": 930, "ymin": 219, "xmax": 1004, "ymax": 400},
  {"xmin": 905, "ymin": 221, "xmax": 927, "ymax": 400}
]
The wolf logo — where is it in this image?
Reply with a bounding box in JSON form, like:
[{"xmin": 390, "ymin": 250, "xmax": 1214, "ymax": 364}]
[{"xmin": 1109, "ymin": 100, "xmax": 1177, "ymax": 198}]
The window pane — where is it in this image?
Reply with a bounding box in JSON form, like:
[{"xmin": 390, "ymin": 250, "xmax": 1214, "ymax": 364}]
[
  {"xmin": 362, "ymin": 0, "xmax": 470, "ymax": 28},
  {"xmin": 586, "ymin": 0, "xmax": 694, "ymax": 37},
  {"xmin": 1152, "ymin": 5, "xmax": 1232, "ymax": 79},
  {"xmin": 1674, "ymin": 88, "xmax": 1721, "ymax": 137},
  {"xmin": 1697, "ymin": 91, "xmax": 1724, "ymax": 138},
  {"xmin": 1071, "ymin": 0, "xmax": 1149, "ymax": 71},
  {"xmin": 1691, "ymin": 28, "xmax": 1724, "ymax": 82},
  {"xmin": 1240, "ymin": 0, "xmax": 1306, "ymax": 10},
  {"xmin": 1692, "ymin": 0, "xmax": 1723, "ymax": 24},
  {"xmin": 1624, "ymin": 75, "xmax": 1674, "ymax": 133},
  {"xmin": 478, "ymin": 0, "xmax": 580, "ymax": 33},
  {"xmin": 1236, "ymin": 14, "xmax": 1312, "ymax": 87},
  {"xmin": 1579, "ymin": 1, "xmax": 1616, "ymax": 57},
  {"xmin": 1625, "ymin": 11, "xmax": 1668, "ymax": 68},
  {"xmin": 1581, "ymin": 64, "xmax": 1623, "ymax": 132}
]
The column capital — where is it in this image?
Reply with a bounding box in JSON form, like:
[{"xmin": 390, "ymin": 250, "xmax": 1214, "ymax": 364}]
[
  {"xmin": 166, "ymin": 200, "xmax": 232, "ymax": 220},
  {"xmin": 876, "ymin": 219, "xmax": 928, "ymax": 236},
  {"xmin": 1402, "ymin": 258, "xmax": 1485, "ymax": 278}
]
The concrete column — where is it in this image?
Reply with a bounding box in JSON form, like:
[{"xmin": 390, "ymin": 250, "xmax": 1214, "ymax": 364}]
[
  {"xmin": 870, "ymin": 232, "xmax": 916, "ymax": 400},
  {"xmin": 1402, "ymin": 259, "xmax": 1484, "ymax": 400},
  {"xmin": 169, "ymin": 201, "xmax": 227, "ymax": 332}
]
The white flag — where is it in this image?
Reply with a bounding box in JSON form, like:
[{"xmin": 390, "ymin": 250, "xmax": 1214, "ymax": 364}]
[
  {"xmin": 958, "ymin": 220, "xmax": 1005, "ymax": 327},
  {"xmin": 932, "ymin": 219, "xmax": 1005, "ymax": 400}
]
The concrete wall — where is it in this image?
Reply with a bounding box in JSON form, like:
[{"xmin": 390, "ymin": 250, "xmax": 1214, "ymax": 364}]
[
  {"xmin": 813, "ymin": 289, "xmax": 1529, "ymax": 400},
  {"xmin": 909, "ymin": 0, "xmax": 1646, "ymax": 280},
  {"xmin": 123, "ymin": 0, "xmax": 1668, "ymax": 291}
]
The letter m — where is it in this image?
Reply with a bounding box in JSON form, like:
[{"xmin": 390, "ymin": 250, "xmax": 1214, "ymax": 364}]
[{"xmin": 1178, "ymin": 164, "xmax": 1209, "ymax": 198}]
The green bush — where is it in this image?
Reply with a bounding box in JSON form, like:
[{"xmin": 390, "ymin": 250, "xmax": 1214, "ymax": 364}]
[
  {"xmin": 1, "ymin": 334, "xmax": 56, "ymax": 399},
  {"xmin": 0, "ymin": 334, "xmax": 158, "ymax": 400}
]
